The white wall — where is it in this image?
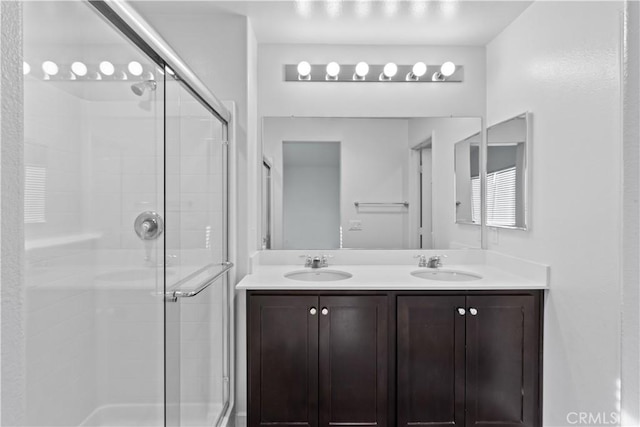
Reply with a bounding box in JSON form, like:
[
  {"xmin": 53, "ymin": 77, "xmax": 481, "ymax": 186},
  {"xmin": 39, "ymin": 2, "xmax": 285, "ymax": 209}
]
[
  {"xmin": 486, "ymin": 2, "xmax": 623, "ymax": 425},
  {"xmin": 1, "ymin": 2, "xmax": 25, "ymax": 424},
  {"xmin": 258, "ymin": 43, "xmax": 486, "ymax": 118},
  {"xmin": 621, "ymin": 1, "xmax": 640, "ymax": 424}
]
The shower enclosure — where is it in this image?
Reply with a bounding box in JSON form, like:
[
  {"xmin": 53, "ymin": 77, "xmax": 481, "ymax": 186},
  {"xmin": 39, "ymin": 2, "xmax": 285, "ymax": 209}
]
[{"xmin": 20, "ymin": 1, "xmax": 232, "ymax": 425}]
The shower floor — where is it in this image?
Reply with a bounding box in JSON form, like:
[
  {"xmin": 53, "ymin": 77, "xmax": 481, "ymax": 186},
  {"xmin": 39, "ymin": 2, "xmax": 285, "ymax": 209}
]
[{"xmin": 79, "ymin": 403, "xmax": 225, "ymax": 427}]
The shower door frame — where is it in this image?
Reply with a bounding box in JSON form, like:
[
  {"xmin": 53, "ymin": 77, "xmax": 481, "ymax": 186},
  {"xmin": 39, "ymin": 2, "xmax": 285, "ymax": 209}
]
[{"xmin": 88, "ymin": 1, "xmax": 233, "ymax": 426}]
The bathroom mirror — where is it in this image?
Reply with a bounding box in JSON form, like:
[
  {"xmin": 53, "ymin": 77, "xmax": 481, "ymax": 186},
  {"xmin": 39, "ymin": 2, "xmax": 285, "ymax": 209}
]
[
  {"xmin": 454, "ymin": 132, "xmax": 481, "ymax": 225},
  {"xmin": 261, "ymin": 116, "xmax": 483, "ymax": 250},
  {"xmin": 486, "ymin": 113, "xmax": 529, "ymax": 229}
]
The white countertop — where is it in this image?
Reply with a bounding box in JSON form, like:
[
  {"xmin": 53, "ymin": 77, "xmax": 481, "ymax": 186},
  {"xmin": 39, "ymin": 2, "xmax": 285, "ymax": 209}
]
[{"xmin": 236, "ymin": 263, "xmax": 548, "ymax": 291}]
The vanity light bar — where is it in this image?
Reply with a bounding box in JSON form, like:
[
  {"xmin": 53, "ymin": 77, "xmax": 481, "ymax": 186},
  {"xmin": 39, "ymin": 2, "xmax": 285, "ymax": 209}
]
[{"xmin": 285, "ymin": 63, "xmax": 463, "ymax": 82}]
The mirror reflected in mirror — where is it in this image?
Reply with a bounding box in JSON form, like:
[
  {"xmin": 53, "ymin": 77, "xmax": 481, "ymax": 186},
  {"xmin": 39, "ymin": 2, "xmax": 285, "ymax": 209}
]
[
  {"xmin": 486, "ymin": 113, "xmax": 529, "ymax": 229},
  {"xmin": 261, "ymin": 116, "xmax": 482, "ymax": 250}
]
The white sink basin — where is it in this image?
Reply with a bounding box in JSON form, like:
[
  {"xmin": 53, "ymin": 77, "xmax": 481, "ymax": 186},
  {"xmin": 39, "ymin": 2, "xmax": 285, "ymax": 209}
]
[
  {"xmin": 285, "ymin": 269, "xmax": 353, "ymax": 282},
  {"xmin": 411, "ymin": 269, "xmax": 482, "ymax": 282}
]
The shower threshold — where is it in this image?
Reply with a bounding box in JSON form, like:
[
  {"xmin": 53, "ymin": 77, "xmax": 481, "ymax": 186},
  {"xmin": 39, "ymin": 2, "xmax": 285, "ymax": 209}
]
[{"xmin": 79, "ymin": 403, "xmax": 224, "ymax": 426}]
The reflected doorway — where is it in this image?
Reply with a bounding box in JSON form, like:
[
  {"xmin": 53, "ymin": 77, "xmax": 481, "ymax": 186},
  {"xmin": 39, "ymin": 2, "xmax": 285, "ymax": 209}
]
[{"xmin": 282, "ymin": 141, "xmax": 341, "ymax": 249}]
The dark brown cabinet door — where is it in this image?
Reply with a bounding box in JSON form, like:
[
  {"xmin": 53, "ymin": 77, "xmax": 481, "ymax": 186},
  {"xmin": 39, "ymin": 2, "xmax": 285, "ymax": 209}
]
[
  {"xmin": 465, "ymin": 295, "xmax": 540, "ymax": 427},
  {"xmin": 397, "ymin": 296, "xmax": 466, "ymax": 427},
  {"xmin": 249, "ymin": 295, "xmax": 319, "ymax": 427},
  {"xmin": 318, "ymin": 296, "xmax": 388, "ymax": 427}
]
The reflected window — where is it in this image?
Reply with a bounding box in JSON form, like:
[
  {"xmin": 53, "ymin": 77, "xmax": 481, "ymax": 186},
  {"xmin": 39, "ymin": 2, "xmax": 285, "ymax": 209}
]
[
  {"xmin": 24, "ymin": 165, "xmax": 46, "ymax": 224},
  {"xmin": 471, "ymin": 176, "xmax": 481, "ymax": 224},
  {"xmin": 486, "ymin": 166, "xmax": 516, "ymax": 226}
]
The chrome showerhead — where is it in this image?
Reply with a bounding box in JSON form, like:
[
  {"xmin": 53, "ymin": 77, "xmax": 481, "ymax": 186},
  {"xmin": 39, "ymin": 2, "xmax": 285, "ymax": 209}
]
[{"xmin": 131, "ymin": 80, "xmax": 157, "ymax": 96}]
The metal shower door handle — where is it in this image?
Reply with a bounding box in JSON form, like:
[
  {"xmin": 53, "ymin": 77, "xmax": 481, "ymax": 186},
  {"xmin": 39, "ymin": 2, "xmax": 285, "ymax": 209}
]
[{"xmin": 134, "ymin": 211, "xmax": 164, "ymax": 240}]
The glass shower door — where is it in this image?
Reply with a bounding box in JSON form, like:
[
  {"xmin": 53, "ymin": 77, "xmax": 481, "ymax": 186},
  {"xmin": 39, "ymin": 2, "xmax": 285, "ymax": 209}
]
[
  {"xmin": 164, "ymin": 72, "xmax": 230, "ymax": 427},
  {"xmin": 22, "ymin": 2, "xmax": 166, "ymax": 425}
]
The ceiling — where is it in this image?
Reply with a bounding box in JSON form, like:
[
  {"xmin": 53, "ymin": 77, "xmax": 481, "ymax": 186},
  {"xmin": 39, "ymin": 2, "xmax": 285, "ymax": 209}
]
[{"xmin": 133, "ymin": 0, "xmax": 533, "ymax": 46}]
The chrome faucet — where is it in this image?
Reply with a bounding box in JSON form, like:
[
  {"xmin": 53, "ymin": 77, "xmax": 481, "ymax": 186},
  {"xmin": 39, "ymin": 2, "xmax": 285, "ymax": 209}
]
[
  {"xmin": 414, "ymin": 254, "xmax": 447, "ymax": 268},
  {"xmin": 427, "ymin": 255, "xmax": 446, "ymax": 268},
  {"xmin": 312, "ymin": 256, "xmax": 323, "ymax": 268}
]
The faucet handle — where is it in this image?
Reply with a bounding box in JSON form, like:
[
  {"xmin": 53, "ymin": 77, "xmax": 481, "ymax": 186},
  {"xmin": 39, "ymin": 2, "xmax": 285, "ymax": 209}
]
[
  {"xmin": 300, "ymin": 254, "xmax": 312, "ymax": 267},
  {"xmin": 320, "ymin": 254, "xmax": 333, "ymax": 267},
  {"xmin": 414, "ymin": 254, "xmax": 427, "ymax": 267},
  {"xmin": 427, "ymin": 254, "xmax": 447, "ymax": 268}
]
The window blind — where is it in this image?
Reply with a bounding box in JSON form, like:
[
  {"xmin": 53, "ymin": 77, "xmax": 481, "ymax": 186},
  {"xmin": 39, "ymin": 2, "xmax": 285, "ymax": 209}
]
[
  {"xmin": 487, "ymin": 166, "xmax": 516, "ymax": 227},
  {"xmin": 471, "ymin": 177, "xmax": 481, "ymax": 223},
  {"xmin": 24, "ymin": 165, "xmax": 46, "ymax": 224}
]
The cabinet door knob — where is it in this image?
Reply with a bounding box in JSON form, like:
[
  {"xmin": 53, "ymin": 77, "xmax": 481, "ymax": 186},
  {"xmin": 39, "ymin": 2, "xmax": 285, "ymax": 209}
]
[
  {"xmin": 310, "ymin": 307, "xmax": 317, "ymax": 315},
  {"xmin": 457, "ymin": 307, "xmax": 466, "ymax": 316},
  {"xmin": 321, "ymin": 307, "xmax": 329, "ymax": 315},
  {"xmin": 469, "ymin": 307, "xmax": 478, "ymax": 316}
]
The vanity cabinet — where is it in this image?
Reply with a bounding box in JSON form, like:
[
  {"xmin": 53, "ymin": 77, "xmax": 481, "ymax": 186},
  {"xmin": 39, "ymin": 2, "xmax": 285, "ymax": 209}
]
[
  {"xmin": 248, "ymin": 291, "xmax": 542, "ymax": 427},
  {"xmin": 248, "ymin": 294, "xmax": 388, "ymax": 427},
  {"xmin": 397, "ymin": 294, "xmax": 541, "ymax": 427}
]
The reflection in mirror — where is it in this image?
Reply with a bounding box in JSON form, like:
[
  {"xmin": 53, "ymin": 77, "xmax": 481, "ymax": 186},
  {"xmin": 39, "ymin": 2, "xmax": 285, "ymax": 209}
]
[
  {"xmin": 454, "ymin": 133, "xmax": 481, "ymax": 225},
  {"xmin": 283, "ymin": 141, "xmax": 341, "ymax": 249},
  {"xmin": 261, "ymin": 117, "xmax": 483, "ymax": 250},
  {"xmin": 486, "ymin": 113, "xmax": 528, "ymax": 229}
]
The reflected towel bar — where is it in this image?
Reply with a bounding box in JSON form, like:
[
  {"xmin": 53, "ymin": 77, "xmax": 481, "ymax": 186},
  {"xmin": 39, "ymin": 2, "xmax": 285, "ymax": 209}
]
[
  {"xmin": 165, "ymin": 261, "xmax": 233, "ymax": 301},
  {"xmin": 354, "ymin": 201, "xmax": 409, "ymax": 207}
]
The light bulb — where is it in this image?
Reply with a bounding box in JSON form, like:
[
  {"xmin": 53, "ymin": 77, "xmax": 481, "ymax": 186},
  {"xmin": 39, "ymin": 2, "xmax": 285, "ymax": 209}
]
[
  {"xmin": 412, "ymin": 62, "xmax": 427, "ymax": 77},
  {"xmin": 297, "ymin": 61, "xmax": 311, "ymax": 77},
  {"xmin": 99, "ymin": 61, "xmax": 115, "ymax": 76},
  {"xmin": 355, "ymin": 61, "xmax": 369, "ymax": 77},
  {"xmin": 42, "ymin": 61, "xmax": 59, "ymax": 76},
  {"xmin": 326, "ymin": 62, "xmax": 340, "ymax": 78},
  {"xmin": 128, "ymin": 61, "xmax": 143, "ymax": 76},
  {"xmin": 23, "ymin": 62, "xmax": 31, "ymax": 75},
  {"xmin": 71, "ymin": 61, "xmax": 87, "ymax": 77},
  {"xmin": 440, "ymin": 61, "xmax": 456, "ymax": 77},
  {"xmin": 383, "ymin": 62, "xmax": 398, "ymax": 78}
]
